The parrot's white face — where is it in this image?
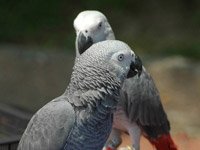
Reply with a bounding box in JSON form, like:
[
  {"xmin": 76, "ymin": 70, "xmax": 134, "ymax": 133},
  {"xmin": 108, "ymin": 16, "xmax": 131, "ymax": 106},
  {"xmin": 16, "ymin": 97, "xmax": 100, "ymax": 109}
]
[
  {"xmin": 79, "ymin": 40, "xmax": 142, "ymax": 81},
  {"xmin": 74, "ymin": 10, "xmax": 115, "ymax": 55},
  {"xmin": 109, "ymin": 50, "xmax": 135, "ymax": 81}
]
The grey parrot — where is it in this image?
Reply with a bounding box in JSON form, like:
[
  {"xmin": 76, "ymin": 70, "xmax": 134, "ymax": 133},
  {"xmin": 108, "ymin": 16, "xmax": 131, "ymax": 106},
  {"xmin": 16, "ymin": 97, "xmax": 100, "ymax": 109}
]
[
  {"xmin": 73, "ymin": 10, "xmax": 177, "ymax": 150},
  {"xmin": 17, "ymin": 40, "xmax": 142, "ymax": 150}
]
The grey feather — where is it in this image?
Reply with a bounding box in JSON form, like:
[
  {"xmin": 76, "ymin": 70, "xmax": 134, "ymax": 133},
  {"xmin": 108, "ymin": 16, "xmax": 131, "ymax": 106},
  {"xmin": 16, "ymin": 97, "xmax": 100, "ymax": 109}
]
[
  {"xmin": 122, "ymin": 68, "xmax": 170, "ymax": 138},
  {"xmin": 18, "ymin": 40, "xmax": 136, "ymax": 150},
  {"xmin": 18, "ymin": 96, "xmax": 75, "ymax": 150},
  {"xmin": 73, "ymin": 11, "xmax": 170, "ymax": 140}
]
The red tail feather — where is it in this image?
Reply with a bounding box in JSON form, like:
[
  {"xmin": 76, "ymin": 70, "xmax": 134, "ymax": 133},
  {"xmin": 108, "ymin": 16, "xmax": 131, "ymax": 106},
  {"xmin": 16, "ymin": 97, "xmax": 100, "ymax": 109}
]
[{"xmin": 149, "ymin": 134, "xmax": 178, "ymax": 150}]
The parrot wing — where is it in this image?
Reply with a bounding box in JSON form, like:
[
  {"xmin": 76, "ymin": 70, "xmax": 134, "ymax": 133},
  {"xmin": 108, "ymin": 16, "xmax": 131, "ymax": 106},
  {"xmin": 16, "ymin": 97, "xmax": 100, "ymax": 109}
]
[{"xmin": 18, "ymin": 96, "xmax": 75, "ymax": 150}]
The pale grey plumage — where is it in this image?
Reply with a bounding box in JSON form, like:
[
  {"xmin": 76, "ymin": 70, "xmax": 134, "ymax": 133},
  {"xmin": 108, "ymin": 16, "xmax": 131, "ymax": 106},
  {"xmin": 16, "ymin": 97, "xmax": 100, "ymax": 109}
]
[
  {"xmin": 18, "ymin": 40, "xmax": 139, "ymax": 150},
  {"xmin": 18, "ymin": 96, "xmax": 75, "ymax": 150},
  {"xmin": 74, "ymin": 10, "xmax": 170, "ymax": 150}
]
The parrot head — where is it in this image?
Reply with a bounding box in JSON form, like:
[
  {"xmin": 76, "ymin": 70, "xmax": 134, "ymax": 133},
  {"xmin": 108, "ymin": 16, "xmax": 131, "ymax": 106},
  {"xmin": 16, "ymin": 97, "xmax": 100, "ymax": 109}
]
[
  {"xmin": 74, "ymin": 10, "xmax": 115, "ymax": 56},
  {"xmin": 75, "ymin": 40, "xmax": 142, "ymax": 82}
]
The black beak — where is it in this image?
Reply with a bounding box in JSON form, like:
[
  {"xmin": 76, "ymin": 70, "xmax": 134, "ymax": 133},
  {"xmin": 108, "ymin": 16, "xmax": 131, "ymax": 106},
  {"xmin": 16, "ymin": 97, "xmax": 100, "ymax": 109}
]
[
  {"xmin": 127, "ymin": 55, "xmax": 143, "ymax": 78},
  {"xmin": 76, "ymin": 32, "xmax": 93, "ymax": 55}
]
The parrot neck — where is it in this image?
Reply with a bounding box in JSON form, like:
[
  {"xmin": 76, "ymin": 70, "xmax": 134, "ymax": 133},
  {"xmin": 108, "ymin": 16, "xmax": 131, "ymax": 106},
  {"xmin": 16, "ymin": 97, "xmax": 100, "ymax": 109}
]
[
  {"xmin": 65, "ymin": 82, "xmax": 120, "ymax": 110},
  {"xmin": 106, "ymin": 29, "xmax": 115, "ymax": 40},
  {"xmin": 105, "ymin": 21, "xmax": 115, "ymax": 40},
  {"xmin": 64, "ymin": 65, "xmax": 121, "ymax": 110},
  {"xmin": 64, "ymin": 60, "xmax": 122, "ymax": 120}
]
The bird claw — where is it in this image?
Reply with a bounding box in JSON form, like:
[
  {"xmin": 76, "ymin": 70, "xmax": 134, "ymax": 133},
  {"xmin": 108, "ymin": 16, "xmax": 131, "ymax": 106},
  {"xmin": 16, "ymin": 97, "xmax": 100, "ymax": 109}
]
[
  {"xmin": 103, "ymin": 145, "xmax": 136, "ymax": 150},
  {"xmin": 118, "ymin": 145, "xmax": 135, "ymax": 150},
  {"xmin": 102, "ymin": 146, "xmax": 116, "ymax": 150}
]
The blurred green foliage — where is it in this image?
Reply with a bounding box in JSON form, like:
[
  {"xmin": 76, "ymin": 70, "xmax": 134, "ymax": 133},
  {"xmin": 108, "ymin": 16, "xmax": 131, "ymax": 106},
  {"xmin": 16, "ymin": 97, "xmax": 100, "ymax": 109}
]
[
  {"xmin": 164, "ymin": 44, "xmax": 200, "ymax": 60},
  {"xmin": 0, "ymin": 0, "xmax": 199, "ymax": 59}
]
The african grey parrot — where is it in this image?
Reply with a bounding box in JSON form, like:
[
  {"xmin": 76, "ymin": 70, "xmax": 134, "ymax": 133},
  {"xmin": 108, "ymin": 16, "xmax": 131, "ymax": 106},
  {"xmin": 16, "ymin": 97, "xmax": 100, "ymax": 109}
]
[
  {"xmin": 73, "ymin": 10, "xmax": 177, "ymax": 150},
  {"xmin": 17, "ymin": 40, "xmax": 142, "ymax": 150}
]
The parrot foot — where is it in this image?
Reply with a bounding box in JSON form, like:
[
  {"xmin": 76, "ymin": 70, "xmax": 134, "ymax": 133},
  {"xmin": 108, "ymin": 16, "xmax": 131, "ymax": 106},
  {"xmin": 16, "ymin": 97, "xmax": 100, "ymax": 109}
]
[
  {"xmin": 103, "ymin": 136, "xmax": 121, "ymax": 150},
  {"xmin": 118, "ymin": 145, "xmax": 136, "ymax": 150},
  {"xmin": 102, "ymin": 146, "xmax": 116, "ymax": 150}
]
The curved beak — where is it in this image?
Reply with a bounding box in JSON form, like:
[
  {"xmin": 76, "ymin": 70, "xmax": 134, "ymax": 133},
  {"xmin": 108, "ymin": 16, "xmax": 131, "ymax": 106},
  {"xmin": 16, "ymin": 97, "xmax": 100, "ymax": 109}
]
[
  {"xmin": 76, "ymin": 32, "xmax": 93, "ymax": 55},
  {"xmin": 127, "ymin": 55, "xmax": 143, "ymax": 78}
]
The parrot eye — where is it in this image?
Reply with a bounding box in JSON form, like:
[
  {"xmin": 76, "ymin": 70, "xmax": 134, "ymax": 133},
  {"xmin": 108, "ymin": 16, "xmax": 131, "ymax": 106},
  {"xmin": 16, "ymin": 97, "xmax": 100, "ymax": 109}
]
[{"xmin": 118, "ymin": 54, "xmax": 124, "ymax": 61}]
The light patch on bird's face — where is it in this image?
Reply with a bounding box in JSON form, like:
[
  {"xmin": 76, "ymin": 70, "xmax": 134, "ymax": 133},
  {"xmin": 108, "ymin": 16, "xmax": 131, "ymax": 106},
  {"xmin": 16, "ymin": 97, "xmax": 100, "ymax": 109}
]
[
  {"xmin": 74, "ymin": 10, "xmax": 115, "ymax": 44},
  {"xmin": 108, "ymin": 50, "xmax": 134, "ymax": 81},
  {"xmin": 76, "ymin": 40, "xmax": 142, "ymax": 83}
]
